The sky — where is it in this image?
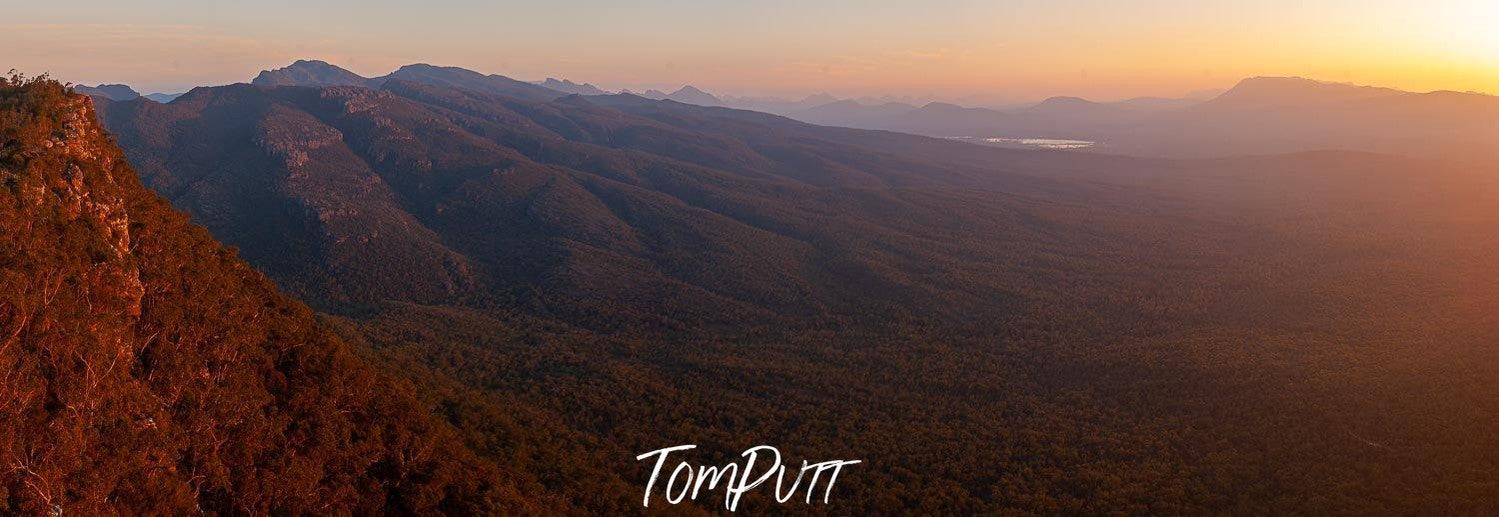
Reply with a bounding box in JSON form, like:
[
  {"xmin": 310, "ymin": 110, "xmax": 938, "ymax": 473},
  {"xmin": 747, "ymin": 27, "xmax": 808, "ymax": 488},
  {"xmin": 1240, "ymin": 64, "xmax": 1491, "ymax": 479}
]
[{"xmin": 6, "ymin": 0, "xmax": 1497, "ymax": 103}]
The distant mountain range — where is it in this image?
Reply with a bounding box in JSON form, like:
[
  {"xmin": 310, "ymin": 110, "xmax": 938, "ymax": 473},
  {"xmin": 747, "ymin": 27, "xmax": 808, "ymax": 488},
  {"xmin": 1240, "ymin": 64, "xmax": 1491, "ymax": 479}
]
[
  {"xmin": 256, "ymin": 61, "xmax": 733, "ymax": 107},
  {"xmin": 720, "ymin": 92, "xmax": 838, "ymax": 113},
  {"xmin": 535, "ymin": 77, "xmax": 608, "ymax": 95},
  {"xmin": 72, "ymin": 83, "xmax": 140, "ymax": 101},
  {"xmin": 779, "ymin": 77, "xmax": 1499, "ymax": 158},
  {"xmin": 252, "ymin": 59, "xmax": 563, "ymax": 101},
  {"xmin": 251, "ymin": 59, "xmax": 379, "ymax": 88},
  {"xmin": 56, "ymin": 58, "xmax": 1499, "ymax": 513},
  {"xmin": 785, "ymin": 92, "xmax": 1209, "ymax": 140},
  {"xmin": 629, "ymin": 85, "xmax": 723, "ymax": 106},
  {"xmin": 73, "ymin": 83, "xmax": 182, "ymax": 103},
  {"xmin": 77, "ymin": 66, "xmax": 1496, "ymax": 160}
]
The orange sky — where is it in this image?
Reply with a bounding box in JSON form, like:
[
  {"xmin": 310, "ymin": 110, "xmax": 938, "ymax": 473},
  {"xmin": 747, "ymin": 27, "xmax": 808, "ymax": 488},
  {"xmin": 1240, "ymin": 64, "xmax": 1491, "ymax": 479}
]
[{"xmin": 6, "ymin": 0, "xmax": 1496, "ymax": 102}]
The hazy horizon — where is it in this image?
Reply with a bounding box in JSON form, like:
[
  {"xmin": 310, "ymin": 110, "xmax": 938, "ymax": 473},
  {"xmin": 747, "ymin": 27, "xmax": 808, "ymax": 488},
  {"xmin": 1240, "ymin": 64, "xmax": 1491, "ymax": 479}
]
[{"xmin": 8, "ymin": 0, "xmax": 1496, "ymax": 102}]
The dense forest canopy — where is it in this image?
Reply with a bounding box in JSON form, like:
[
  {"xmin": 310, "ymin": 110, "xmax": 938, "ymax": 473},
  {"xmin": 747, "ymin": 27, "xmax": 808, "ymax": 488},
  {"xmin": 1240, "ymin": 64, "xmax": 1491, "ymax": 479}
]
[{"xmin": 38, "ymin": 58, "xmax": 1499, "ymax": 513}]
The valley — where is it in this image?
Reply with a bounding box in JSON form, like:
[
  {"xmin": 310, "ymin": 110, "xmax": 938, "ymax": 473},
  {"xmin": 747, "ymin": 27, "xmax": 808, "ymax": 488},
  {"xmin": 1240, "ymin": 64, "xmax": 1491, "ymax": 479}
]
[{"xmin": 74, "ymin": 61, "xmax": 1499, "ymax": 513}]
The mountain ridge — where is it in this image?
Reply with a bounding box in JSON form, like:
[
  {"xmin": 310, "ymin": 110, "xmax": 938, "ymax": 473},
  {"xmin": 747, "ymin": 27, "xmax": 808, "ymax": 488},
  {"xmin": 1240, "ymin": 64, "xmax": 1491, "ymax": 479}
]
[
  {"xmin": 73, "ymin": 83, "xmax": 141, "ymax": 101},
  {"xmin": 537, "ymin": 77, "xmax": 608, "ymax": 95},
  {"xmin": 75, "ymin": 61, "xmax": 1499, "ymax": 513},
  {"xmin": 251, "ymin": 60, "xmax": 565, "ymax": 101},
  {"xmin": 252, "ymin": 59, "xmax": 379, "ymax": 88},
  {"xmin": 1192, "ymin": 76, "xmax": 1408, "ymax": 111},
  {"xmin": 0, "ymin": 76, "xmax": 547, "ymax": 514}
]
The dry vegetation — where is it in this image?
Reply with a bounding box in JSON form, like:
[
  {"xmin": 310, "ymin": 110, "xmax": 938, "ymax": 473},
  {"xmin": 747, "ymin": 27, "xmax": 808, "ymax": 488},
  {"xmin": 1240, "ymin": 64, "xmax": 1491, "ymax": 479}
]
[{"xmin": 0, "ymin": 77, "xmax": 550, "ymax": 514}]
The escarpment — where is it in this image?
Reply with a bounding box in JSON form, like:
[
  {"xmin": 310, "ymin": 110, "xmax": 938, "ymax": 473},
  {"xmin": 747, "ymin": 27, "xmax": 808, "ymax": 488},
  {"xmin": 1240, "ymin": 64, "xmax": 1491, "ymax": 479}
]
[{"xmin": 0, "ymin": 78, "xmax": 542, "ymax": 514}]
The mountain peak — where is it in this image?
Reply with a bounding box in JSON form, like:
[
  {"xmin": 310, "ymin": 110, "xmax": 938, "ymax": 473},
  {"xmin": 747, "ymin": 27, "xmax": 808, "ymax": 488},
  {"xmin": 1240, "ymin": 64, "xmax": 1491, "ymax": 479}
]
[
  {"xmin": 538, "ymin": 77, "xmax": 607, "ymax": 95},
  {"xmin": 1039, "ymin": 95, "xmax": 1095, "ymax": 105},
  {"xmin": 252, "ymin": 59, "xmax": 374, "ymax": 87},
  {"xmin": 1233, "ymin": 76, "xmax": 1329, "ymax": 88},
  {"xmin": 1207, "ymin": 76, "xmax": 1405, "ymax": 110},
  {"xmin": 394, "ymin": 62, "xmax": 458, "ymax": 73},
  {"xmin": 1027, "ymin": 96, "xmax": 1100, "ymax": 112},
  {"xmin": 918, "ymin": 101, "xmax": 967, "ymax": 112},
  {"xmin": 1226, "ymin": 76, "xmax": 1353, "ymax": 95},
  {"xmin": 142, "ymin": 92, "xmax": 182, "ymax": 103},
  {"xmin": 72, "ymin": 83, "xmax": 140, "ymax": 101},
  {"xmin": 385, "ymin": 63, "xmax": 564, "ymax": 100},
  {"xmin": 660, "ymin": 85, "xmax": 722, "ymax": 106}
]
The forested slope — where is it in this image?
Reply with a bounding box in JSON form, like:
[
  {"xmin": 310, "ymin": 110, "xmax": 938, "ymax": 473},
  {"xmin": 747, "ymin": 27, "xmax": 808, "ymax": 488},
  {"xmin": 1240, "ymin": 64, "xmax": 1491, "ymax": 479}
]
[
  {"xmin": 0, "ymin": 77, "xmax": 556, "ymax": 514},
  {"xmin": 92, "ymin": 68, "xmax": 1499, "ymax": 513}
]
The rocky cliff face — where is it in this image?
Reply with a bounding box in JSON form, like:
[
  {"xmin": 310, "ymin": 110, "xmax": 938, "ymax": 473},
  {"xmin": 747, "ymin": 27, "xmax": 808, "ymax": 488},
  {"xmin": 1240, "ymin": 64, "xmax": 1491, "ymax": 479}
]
[{"xmin": 0, "ymin": 78, "xmax": 539, "ymax": 514}]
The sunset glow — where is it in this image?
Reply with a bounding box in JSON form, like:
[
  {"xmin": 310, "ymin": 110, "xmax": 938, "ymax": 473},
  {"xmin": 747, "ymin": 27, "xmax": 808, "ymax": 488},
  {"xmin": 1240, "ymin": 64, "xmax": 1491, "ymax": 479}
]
[{"xmin": 7, "ymin": 0, "xmax": 1498, "ymax": 101}]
